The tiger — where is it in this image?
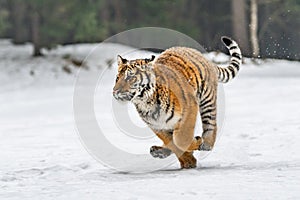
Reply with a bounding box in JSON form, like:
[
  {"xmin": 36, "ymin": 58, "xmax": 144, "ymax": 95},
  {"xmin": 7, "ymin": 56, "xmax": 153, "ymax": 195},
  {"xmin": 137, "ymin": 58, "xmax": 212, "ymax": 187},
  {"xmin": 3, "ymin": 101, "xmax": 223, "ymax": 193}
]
[{"xmin": 113, "ymin": 36, "xmax": 242, "ymax": 169}]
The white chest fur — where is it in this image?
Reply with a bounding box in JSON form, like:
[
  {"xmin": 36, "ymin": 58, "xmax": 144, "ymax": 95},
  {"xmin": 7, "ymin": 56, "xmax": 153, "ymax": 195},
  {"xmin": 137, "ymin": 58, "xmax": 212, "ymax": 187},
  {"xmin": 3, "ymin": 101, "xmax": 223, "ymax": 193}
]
[
  {"xmin": 147, "ymin": 112, "xmax": 180, "ymax": 131},
  {"xmin": 132, "ymin": 99, "xmax": 180, "ymax": 131}
]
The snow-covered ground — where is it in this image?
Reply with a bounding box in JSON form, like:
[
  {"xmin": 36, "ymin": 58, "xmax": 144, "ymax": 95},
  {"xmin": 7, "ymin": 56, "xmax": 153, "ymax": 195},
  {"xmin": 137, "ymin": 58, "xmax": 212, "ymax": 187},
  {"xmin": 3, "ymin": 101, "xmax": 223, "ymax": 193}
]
[{"xmin": 0, "ymin": 39, "xmax": 300, "ymax": 199}]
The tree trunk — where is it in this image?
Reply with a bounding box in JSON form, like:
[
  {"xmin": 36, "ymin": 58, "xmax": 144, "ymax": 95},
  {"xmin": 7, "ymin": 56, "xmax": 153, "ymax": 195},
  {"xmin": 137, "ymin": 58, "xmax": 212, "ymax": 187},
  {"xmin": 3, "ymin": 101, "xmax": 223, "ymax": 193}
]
[
  {"xmin": 231, "ymin": 0, "xmax": 250, "ymax": 55},
  {"xmin": 112, "ymin": 0, "xmax": 123, "ymax": 34},
  {"xmin": 250, "ymin": 0, "xmax": 260, "ymax": 57},
  {"xmin": 31, "ymin": 11, "xmax": 42, "ymax": 57},
  {"xmin": 8, "ymin": 0, "xmax": 28, "ymax": 44}
]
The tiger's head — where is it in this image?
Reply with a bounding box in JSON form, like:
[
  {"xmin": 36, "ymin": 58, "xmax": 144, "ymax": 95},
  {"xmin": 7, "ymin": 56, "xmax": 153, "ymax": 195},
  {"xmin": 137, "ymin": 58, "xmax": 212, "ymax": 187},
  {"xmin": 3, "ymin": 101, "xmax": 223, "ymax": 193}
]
[{"xmin": 113, "ymin": 55, "xmax": 156, "ymax": 101}]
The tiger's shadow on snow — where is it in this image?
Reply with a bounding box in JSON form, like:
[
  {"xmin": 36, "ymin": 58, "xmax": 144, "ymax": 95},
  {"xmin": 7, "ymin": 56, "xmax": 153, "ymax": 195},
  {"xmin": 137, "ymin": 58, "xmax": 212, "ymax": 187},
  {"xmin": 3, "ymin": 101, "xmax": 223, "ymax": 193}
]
[{"xmin": 111, "ymin": 161, "xmax": 294, "ymax": 177}]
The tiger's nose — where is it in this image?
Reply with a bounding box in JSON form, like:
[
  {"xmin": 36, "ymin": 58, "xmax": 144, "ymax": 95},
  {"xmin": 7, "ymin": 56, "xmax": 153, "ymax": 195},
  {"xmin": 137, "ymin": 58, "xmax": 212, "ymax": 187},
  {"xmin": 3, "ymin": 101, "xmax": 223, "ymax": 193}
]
[
  {"xmin": 113, "ymin": 89, "xmax": 119, "ymax": 94},
  {"xmin": 113, "ymin": 89, "xmax": 119, "ymax": 99}
]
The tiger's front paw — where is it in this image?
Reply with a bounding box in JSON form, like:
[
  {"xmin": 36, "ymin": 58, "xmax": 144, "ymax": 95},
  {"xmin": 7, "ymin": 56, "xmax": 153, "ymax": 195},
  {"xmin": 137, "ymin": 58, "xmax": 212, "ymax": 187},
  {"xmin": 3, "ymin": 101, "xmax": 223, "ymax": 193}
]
[
  {"xmin": 150, "ymin": 146, "xmax": 172, "ymax": 159},
  {"xmin": 198, "ymin": 142, "xmax": 213, "ymax": 151}
]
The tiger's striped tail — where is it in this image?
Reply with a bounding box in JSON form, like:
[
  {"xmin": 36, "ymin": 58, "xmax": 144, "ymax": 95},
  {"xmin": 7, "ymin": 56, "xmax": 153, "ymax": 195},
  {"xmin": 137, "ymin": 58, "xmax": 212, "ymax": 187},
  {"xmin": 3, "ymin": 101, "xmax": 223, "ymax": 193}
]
[{"xmin": 217, "ymin": 36, "xmax": 242, "ymax": 83}]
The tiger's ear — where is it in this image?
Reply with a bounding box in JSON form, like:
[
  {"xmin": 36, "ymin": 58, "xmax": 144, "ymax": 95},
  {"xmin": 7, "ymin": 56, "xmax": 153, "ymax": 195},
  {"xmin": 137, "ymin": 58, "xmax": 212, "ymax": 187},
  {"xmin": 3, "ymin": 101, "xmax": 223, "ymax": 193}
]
[
  {"xmin": 117, "ymin": 55, "xmax": 127, "ymax": 65},
  {"xmin": 140, "ymin": 59, "xmax": 155, "ymax": 71},
  {"xmin": 147, "ymin": 55, "xmax": 155, "ymax": 69},
  {"xmin": 145, "ymin": 55, "xmax": 155, "ymax": 64},
  {"xmin": 150, "ymin": 55, "xmax": 155, "ymax": 61}
]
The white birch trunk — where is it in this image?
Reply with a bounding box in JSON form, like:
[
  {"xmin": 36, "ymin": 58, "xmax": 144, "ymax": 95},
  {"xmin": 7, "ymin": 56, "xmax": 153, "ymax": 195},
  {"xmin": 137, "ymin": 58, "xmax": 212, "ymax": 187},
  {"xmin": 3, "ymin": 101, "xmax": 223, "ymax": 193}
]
[{"xmin": 250, "ymin": 0, "xmax": 260, "ymax": 57}]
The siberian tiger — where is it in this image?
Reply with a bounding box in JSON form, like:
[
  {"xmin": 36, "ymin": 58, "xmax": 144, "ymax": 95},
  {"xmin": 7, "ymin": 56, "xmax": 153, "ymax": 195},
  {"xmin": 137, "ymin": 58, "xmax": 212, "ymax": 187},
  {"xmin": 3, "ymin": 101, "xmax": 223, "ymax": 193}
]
[{"xmin": 113, "ymin": 36, "xmax": 242, "ymax": 169}]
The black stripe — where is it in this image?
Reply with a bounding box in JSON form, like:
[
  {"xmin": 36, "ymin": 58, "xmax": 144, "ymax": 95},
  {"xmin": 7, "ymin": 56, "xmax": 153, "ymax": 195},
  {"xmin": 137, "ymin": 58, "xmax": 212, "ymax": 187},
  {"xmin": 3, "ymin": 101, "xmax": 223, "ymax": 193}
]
[
  {"xmin": 151, "ymin": 91, "xmax": 161, "ymax": 120},
  {"xmin": 217, "ymin": 68, "xmax": 222, "ymax": 81},
  {"xmin": 231, "ymin": 58, "xmax": 240, "ymax": 65},
  {"xmin": 230, "ymin": 46, "xmax": 238, "ymax": 50},
  {"xmin": 224, "ymin": 68, "xmax": 230, "ymax": 81},
  {"xmin": 166, "ymin": 102, "xmax": 174, "ymax": 123},
  {"xmin": 166, "ymin": 69, "xmax": 187, "ymax": 102},
  {"xmin": 165, "ymin": 54, "xmax": 188, "ymax": 75},
  {"xmin": 192, "ymin": 59, "xmax": 204, "ymax": 81},
  {"xmin": 203, "ymin": 128, "xmax": 214, "ymax": 132},
  {"xmin": 138, "ymin": 88, "xmax": 146, "ymax": 97},
  {"xmin": 183, "ymin": 50, "xmax": 204, "ymax": 81},
  {"xmin": 202, "ymin": 120, "xmax": 216, "ymax": 126},
  {"xmin": 156, "ymin": 63, "xmax": 187, "ymax": 103},
  {"xmin": 201, "ymin": 97, "xmax": 212, "ymax": 107},
  {"xmin": 200, "ymin": 108, "xmax": 214, "ymax": 116},
  {"xmin": 168, "ymin": 54, "xmax": 200, "ymax": 91},
  {"xmin": 228, "ymin": 67, "xmax": 236, "ymax": 77},
  {"xmin": 188, "ymin": 65, "xmax": 200, "ymax": 90},
  {"xmin": 218, "ymin": 67, "xmax": 223, "ymax": 80},
  {"xmin": 151, "ymin": 106, "xmax": 160, "ymax": 120},
  {"xmin": 165, "ymin": 102, "xmax": 170, "ymax": 113},
  {"xmin": 178, "ymin": 50, "xmax": 203, "ymax": 89},
  {"xmin": 165, "ymin": 87, "xmax": 171, "ymax": 113},
  {"xmin": 231, "ymin": 62, "xmax": 240, "ymax": 70},
  {"xmin": 202, "ymin": 114, "xmax": 216, "ymax": 120},
  {"xmin": 232, "ymin": 52, "xmax": 241, "ymax": 60},
  {"xmin": 144, "ymin": 71, "xmax": 151, "ymax": 83},
  {"xmin": 220, "ymin": 68, "xmax": 226, "ymax": 81},
  {"xmin": 138, "ymin": 83, "xmax": 150, "ymax": 97},
  {"xmin": 200, "ymin": 87, "xmax": 212, "ymax": 105},
  {"xmin": 201, "ymin": 102, "xmax": 215, "ymax": 111},
  {"xmin": 201, "ymin": 104, "xmax": 215, "ymax": 111},
  {"xmin": 156, "ymin": 89, "xmax": 161, "ymax": 105}
]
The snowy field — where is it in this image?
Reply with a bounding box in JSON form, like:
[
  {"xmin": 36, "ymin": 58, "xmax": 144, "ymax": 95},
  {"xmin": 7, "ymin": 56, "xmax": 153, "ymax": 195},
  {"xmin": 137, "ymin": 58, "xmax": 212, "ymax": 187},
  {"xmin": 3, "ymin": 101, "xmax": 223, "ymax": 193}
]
[{"xmin": 0, "ymin": 39, "xmax": 300, "ymax": 199}]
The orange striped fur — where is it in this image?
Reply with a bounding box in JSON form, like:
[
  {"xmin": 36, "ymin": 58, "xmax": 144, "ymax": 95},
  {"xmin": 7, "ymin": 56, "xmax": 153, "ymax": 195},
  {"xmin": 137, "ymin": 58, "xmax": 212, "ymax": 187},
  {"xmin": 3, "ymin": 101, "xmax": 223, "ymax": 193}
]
[{"xmin": 113, "ymin": 36, "xmax": 242, "ymax": 169}]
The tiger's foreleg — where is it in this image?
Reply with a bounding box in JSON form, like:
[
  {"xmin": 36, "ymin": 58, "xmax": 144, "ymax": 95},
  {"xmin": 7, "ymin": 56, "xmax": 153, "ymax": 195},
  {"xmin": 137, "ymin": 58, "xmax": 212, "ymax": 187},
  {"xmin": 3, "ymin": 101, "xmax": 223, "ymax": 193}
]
[
  {"xmin": 171, "ymin": 100, "xmax": 200, "ymax": 168},
  {"xmin": 150, "ymin": 130, "xmax": 192, "ymax": 159},
  {"xmin": 150, "ymin": 131, "xmax": 173, "ymax": 159},
  {"xmin": 151, "ymin": 130, "xmax": 197, "ymax": 169}
]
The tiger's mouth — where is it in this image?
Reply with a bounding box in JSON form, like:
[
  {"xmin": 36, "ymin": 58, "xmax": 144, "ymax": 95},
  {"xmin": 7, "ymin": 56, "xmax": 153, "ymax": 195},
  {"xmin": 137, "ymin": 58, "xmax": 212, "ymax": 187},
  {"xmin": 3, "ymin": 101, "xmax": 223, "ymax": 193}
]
[{"xmin": 113, "ymin": 91, "xmax": 136, "ymax": 101}]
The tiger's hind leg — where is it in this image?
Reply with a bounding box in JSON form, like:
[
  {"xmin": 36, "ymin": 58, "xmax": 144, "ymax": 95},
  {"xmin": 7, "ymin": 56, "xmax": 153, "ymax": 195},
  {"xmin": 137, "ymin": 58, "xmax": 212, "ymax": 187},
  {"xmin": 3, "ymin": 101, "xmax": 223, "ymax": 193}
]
[
  {"xmin": 178, "ymin": 152, "xmax": 197, "ymax": 169},
  {"xmin": 198, "ymin": 86, "xmax": 217, "ymax": 151}
]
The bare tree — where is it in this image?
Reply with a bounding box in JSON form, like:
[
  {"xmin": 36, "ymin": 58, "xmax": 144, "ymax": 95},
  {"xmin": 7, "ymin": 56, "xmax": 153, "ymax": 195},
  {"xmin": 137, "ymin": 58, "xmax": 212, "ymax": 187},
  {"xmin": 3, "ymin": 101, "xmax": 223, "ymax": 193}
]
[
  {"xmin": 8, "ymin": 0, "xmax": 28, "ymax": 44},
  {"xmin": 30, "ymin": 10, "xmax": 42, "ymax": 57},
  {"xmin": 250, "ymin": 0, "xmax": 260, "ymax": 57},
  {"xmin": 231, "ymin": 0, "xmax": 250, "ymax": 55}
]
